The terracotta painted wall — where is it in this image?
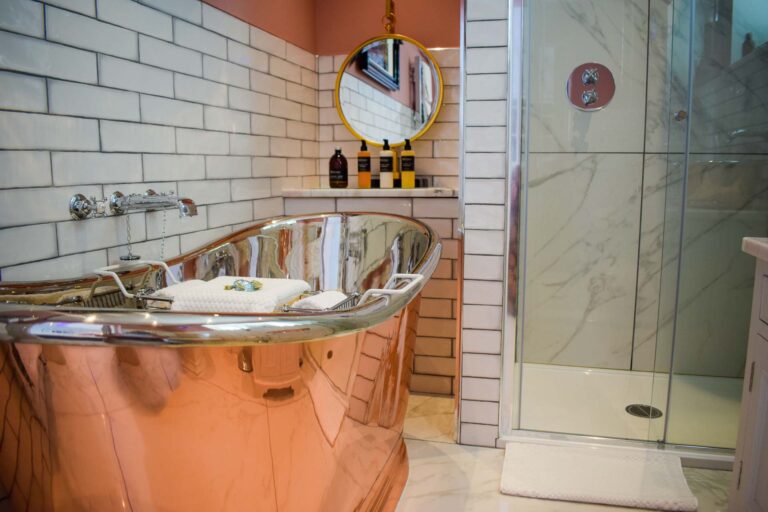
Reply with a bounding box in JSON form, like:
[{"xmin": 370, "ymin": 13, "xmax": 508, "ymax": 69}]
[{"xmin": 202, "ymin": 0, "xmax": 460, "ymax": 54}]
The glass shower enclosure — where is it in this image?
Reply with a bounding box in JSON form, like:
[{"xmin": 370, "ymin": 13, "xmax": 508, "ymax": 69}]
[{"xmin": 511, "ymin": 0, "xmax": 768, "ymax": 450}]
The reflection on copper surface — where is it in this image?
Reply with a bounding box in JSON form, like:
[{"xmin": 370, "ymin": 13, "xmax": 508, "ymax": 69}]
[{"xmin": 0, "ymin": 213, "xmax": 439, "ymax": 511}]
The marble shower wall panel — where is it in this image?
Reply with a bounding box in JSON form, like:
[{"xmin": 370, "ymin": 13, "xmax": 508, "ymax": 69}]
[
  {"xmin": 522, "ymin": 153, "xmax": 642, "ymax": 369},
  {"xmin": 528, "ymin": 0, "xmax": 649, "ymax": 153}
]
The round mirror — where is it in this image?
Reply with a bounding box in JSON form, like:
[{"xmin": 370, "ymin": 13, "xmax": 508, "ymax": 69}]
[{"xmin": 334, "ymin": 34, "xmax": 444, "ymax": 147}]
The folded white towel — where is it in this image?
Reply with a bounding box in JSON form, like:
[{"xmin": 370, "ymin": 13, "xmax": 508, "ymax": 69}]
[
  {"xmin": 292, "ymin": 290, "xmax": 348, "ymax": 310},
  {"xmin": 158, "ymin": 277, "xmax": 310, "ymax": 313}
]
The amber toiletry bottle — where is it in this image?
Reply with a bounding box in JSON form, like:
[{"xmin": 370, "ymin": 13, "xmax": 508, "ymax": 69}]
[
  {"xmin": 357, "ymin": 140, "xmax": 371, "ymax": 189},
  {"xmin": 379, "ymin": 139, "xmax": 394, "ymax": 189},
  {"xmin": 400, "ymin": 139, "xmax": 415, "ymax": 189},
  {"xmin": 329, "ymin": 146, "xmax": 348, "ymax": 188}
]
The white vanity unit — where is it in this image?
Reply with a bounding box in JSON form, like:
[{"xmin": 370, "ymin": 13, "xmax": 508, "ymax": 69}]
[{"xmin": 730, "ymin": 237, "xmax": 768, "ymax": 511}]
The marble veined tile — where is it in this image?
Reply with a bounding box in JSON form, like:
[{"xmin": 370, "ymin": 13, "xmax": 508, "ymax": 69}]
[
  {"xmin": 522, "ymin": 153, "xmax": 642, "ymax": 369},
  {"xmin": 528, "ymin": 0, "xmax": 648, "ymax": 153},
  {"xmin": 404, "ymin": 394, "xmax": 456, "ymax": 444}
]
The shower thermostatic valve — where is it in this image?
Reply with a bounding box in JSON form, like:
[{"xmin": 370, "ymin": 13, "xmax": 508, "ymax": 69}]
[{"xmin": 566, "ymin": 62, "xmax": 615, "ymax": 111}]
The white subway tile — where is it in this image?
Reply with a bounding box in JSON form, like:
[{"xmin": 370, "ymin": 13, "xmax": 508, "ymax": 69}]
[
  {"xmin": 49, "ymin": 80, "xmax": 140, "ymax": 121},
  {"xmin": 466, "ymin": 47, "xmax": 508, "ymax": 74},
  {"xmin": 0, "ymin": 31, "xmax": 97, "ymax": 83},
  {"xmin": 100, "ymin": 120, "xmax": 175, "ymax": 153},
  {"xmin": 464, "ymin": 229, "xmax": 505, "ymax": 255},
  {"xmin": 139, "ymin": 35, "xmax": 202, "ymax": 76},
  {"xmin": 286, "ymin": 120, "xmax": 315, "ymax": 140},
  {"xmin": 143, "ymin": 154, "xmax": 205, "ymax": 181},
  {"xmin": 138, "ymin": 0, "xmax": 201, "ymax": 24},
  {"xmin": 465, "ymin": 152, "xmax": 506, "ymax": 178},
  {"xmin": 301, "ymin": 105, "xmax": 318, "ymax": 124},
  {"xmin": 317, "ymin": 56, "xmax": 333, "ymax": 73},
  {"xmin": 227, "ymin": 40, "xmax": 268, "ymax": 71},
  {"xmin": 250, "ymin": 70, "xmax": 286, "ymax": 97},
  {"xmin": 269, "ymin": 56, "xmax": 301, "ymax": 83},
  {"xmin": 0, "ymin": 151, "xmax": 51, "ymax": 188},
  {"xmin": 179, "ymin": 225, "xmax": 230, "ymax": 252},
  {"xmin": 0, "ymin": 0, "xmax": 43, "ymax": 37},
  {"xmin": 202, "ymin": 4, "xmax": 248, "ymax": 43},
  {"xmin": 301, "ymin": 68, "xmax": 318, "ymax": 89},
  {"xmin": 46, "ymin": 6, "xmax": 137, "ymax": 60},
  {"xmin": 97, "ymin": 0, "xmax": 172, "ymax": 41},
  {"xmin": 45, "ymin": 0, "xmax": 94, "ymax": 16},
  {"xmin": 462, "ymin": 353, "xmax": 501, "ymax": 379},
  {"xmin": 228, "ymin": 87, "xmax": 269, "ymax": 114},
  {"xmin": 462, "ymin": 329, "xmax": 502, "ymax": 354},
  {"xmin": 1, "ymin": 250, "xmax": 106, "ymax": 281},
  {"xmin": 57, "ymin": 213, "xmax": 146, "ymax": 255},
  {"xmin": 204, "ymin": 106, "xmax": 250, "ymax": 133},
  {"xmin": 286, "ymin": 82, "xmax": 317, "ymax": 106},
  {"xmin": 0, "ymin": 224, "xmax": 57, "ymax": 267},
  {"xmin": 251, "ymin": 157, "xmax": 286, "ymax": 177},
  {"xmin": 230, "ymin": 178, "xmax": 270, "ymax": 201},
  {"xmin": 465, "ymin": 100, "xmax": 507, "ymax": 126},
  {"xmin": 0, "ymin": 185, "xmax": 101, "ymax": 227},
  {"xmin": 432, "ymin": 48, "xmax": 460, "ymax": 67},
  {"xmin": 459, "ymin": 423, "xmax": 498, "ymax": 447},
  {"xmin": 464, "ymin": 280, "xmax": 503, "ymax": 305},
  {"xmin": 285, "ymin": 43, "xmax": 316, "ymax": 71},
  {"xmin": 466, "ymin": 0, "xmax": 508, "ymax": 21},
  {"xmin": 285, "ymin": 158, "xmax": 314, "ymax": 176},
  {"xmin": 461, "ymin": 377, "xmax": 500, "ymax": 401},
  {"xmin": 466, "ymin": 127, "xmax": 506, "ymax": 152},
  {"xmin": 464, "ymin": 204, "xmax": 505, "ymax": 230},
  {"xmin": 203, "ymin": 55, "xmax": 249, "ymax": 88},
  {"xmin": 176, "ymin": 128, "xmax": 229, "ymax": 155},
  {"xmin": 0, "ymin": 71, "xmax": 46, "ymax": 112},
  {"xmin": 207, "ymin": 201, "xmax": 252, "ymax": 227},
  {"xmin": 99, "ymin": 55, "xmax": 173, "ymax": 97},
  {"xmin": 250, "ymin": 114, "xmax": 286, "ymax": 136},
  {"xmin": 269, "ymin": 138, "xmax": 301, "ymax": 157},
  {"xmin": 284, "ymin": 198, "xmax": 335, "ymax": 216},
  {"xmin": 206, "ymin": 155, "xmax": 250, "ymax": 178},
  {"xmin": 229, "ymin": 134, "xmax": 268, "ymax": 156},
  {"xmin": 269, "ymin": 97, "xmax": 301, "ymax": 120},
  {"xmin": 178, "ymin": 179, "xmax": 229, "ymax": 204},
  {"xmin": 413, "ymin": 198, "xmax": 458, "ymax": 218},
  {"xmin": 174, "ymin": 74, "xmax": 227, "ymax": 107},
  {"xmin": 466, "ymin": 20, "xmax": 508, "ymax": 47},
  {"xmin": 0, "ymin": 112, "xmax": 98, "ymax": 150},
  {"xmin": 465, "ymin": 178, "xmax": 506, "ymax": 204},
  {"xmin": 140, "ymin": 95, "xmax": 203, "ymax": 128},
  {"xmin": 146, "ymin": 206, "xmax": 207, "ymax": 238},
  {"xmin": 463, "ymin": 254, "xmax": 504, "ymax": 280},
  {"xmin": 250, "ymin": 27, "xmax": 286, "ymax": 58},
  {"xmin": 52, "ymin": 152, "xmax": 142, "ymax": 185},
  {"xmin": 336, "ymin": 198, "xmax": 412, "ymax": 216},
  {"xmin": 252, "ymin": 197, "xmax": 283, "ymax": 220},
  {"xmin": 174, "ymin": 19, "xmax": 226, "ymax": 58},
  {"xmin": 466, "ymin": 74, "xmax": 507, "ymax": 100},
  {"xmin": 461, "ymin": 400, "xmax": 499, "ymax": 425},
  {"xmin": 107, "ymin": 236, "xmax": 180, "ymax": 263}
]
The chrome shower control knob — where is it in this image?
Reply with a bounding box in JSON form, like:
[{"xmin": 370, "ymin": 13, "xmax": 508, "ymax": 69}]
[
  {"xmin": 581, "ymin": 68, "xmax": 599, "ymax": 85},
  {"xmin": 582, "ymin": 90, "xmax": 598, "ymax": 106},
  {"xmin": 69, "ymin": 194, "xmax": 93, "ymax": 220}
]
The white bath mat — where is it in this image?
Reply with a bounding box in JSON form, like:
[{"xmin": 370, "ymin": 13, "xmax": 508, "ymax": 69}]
[{"xmin": 500, "ymin": 442, "xmax": 698, "ymax": 511}]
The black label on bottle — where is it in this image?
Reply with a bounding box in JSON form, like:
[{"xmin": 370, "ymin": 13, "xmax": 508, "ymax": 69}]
[
  {"xmin": 380, "ymin": 156, "xmax": 393, "ymax": 173},
  {"xmin": 330, "ymin": 167, "xmax": 346, "ymax": 182},
  {"xmin": 358, "ymin": 157, "xmax": 371, "ymax": 172},
  {"xmin": 401, "ymin": 155, "xmax": 415, "ymax": 171}
]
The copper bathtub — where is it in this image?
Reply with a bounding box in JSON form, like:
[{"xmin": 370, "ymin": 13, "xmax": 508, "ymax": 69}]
[{"xmin": 0, "ymin": 213, "xmax": 441, "ymax": 512}]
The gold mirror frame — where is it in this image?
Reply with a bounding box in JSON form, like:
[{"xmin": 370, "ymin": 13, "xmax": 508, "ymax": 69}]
[{"xmin": 334, "ymin": 34, "xmax": 444, "ymax": 148}]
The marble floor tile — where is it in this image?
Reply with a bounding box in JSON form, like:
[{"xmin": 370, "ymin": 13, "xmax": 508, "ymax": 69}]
[
  {"xmin": 403, "ymin": 394, "xmax": 456, "ymax": 444},
  {"xmin": 398, "ymin": 439, "xmax": 732, "ymax": 511}
]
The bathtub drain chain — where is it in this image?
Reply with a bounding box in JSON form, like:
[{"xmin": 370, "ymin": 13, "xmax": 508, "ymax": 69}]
[
  {"xmin": 120, "ymin": 214, "xmax": 140, "ymax": 261},
  {"xmin": 160, "ymin": 210, "xmax": 167, "ymax": 260}
]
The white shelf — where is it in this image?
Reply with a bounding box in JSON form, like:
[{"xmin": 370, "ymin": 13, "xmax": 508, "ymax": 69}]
[{"xmin": 282, "ymin": 187, "xmax": 458, "ymax": 198}]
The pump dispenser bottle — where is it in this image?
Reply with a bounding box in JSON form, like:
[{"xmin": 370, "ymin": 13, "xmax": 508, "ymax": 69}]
[
  {"xmin": 379, "ymin": 139, "xmax": 394, "ymax": 189},
  {"xmin": 357, "ymin": 140, "xmax": 371, "ymax": 189},
  {"xmin": 400, "ymin": 139, "xmax": 415, "ymax": 189},
  {"xmin": 329, "ymin": 146, "xmax": 348, "ymax": 188}
]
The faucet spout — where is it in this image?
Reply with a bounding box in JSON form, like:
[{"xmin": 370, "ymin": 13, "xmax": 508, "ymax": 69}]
[
  {"xmin": 109, "ymin": 190, "xmax": 198, "ymax": 217},
  {"xmin": 177, "ymin": 197, "xmax": 198, "ymax": 217}
]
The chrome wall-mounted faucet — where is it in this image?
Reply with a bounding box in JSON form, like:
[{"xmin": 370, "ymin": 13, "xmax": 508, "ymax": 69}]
[{"xmin": 69, "ymin": 189, "xmax": 198, "ymax": 220}]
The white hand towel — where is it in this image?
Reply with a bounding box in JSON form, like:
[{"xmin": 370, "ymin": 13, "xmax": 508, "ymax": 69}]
[
  {"xmin": 292, "ymin": 290, "xmax": 348, "ymax": 310},
  {"xmin": 207, "ymin": 276, "xmax": 310, "ymax": 306}
]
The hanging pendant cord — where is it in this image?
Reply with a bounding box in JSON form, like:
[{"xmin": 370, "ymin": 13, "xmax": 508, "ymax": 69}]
[{"xmin": 382, "ymin": 0, "xmax": 396, "ymax": 33}]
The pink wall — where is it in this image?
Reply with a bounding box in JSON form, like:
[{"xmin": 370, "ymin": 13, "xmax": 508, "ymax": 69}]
[{"xmin": 202, "ymin": 0, "xmax": 460, "ymax": 54}]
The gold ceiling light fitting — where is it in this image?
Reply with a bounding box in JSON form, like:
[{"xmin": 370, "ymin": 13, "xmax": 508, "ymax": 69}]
[{"xmin": 382, "ymin": 0, "xmax": 396, "ymax": 33}]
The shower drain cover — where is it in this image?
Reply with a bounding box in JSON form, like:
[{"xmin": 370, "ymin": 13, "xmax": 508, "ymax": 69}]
[{"xmin": 625, "ymin": 404, "xmax": 663, "ymax": 419}]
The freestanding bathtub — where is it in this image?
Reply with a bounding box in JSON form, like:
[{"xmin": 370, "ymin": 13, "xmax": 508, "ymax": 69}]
[{"xmin": 0, "ymin": 213, "xmax": 441, "ymax": 512}]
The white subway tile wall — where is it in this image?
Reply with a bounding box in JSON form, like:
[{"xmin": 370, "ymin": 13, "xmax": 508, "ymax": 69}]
[
  {"xmin": 0, "ymin": 0, "xmax": 324, "ymax": 280},
  {"xmin": 460, "ymin": 0, "xmax": 509, "ymax": 446}
]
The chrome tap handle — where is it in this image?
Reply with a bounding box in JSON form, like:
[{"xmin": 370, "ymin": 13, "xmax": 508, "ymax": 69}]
[
  {"xmin": 582, "ymin": 90, "xmax": 598, "ymax": 106},
  {"xmin": 581, "ymin": 68, "xmax": 599, "ymax": 85}
]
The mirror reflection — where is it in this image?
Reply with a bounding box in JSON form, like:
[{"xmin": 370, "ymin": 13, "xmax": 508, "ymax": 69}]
[{"xmin": 336, "ymin": 36, "xmax": 443, "ymax": 146}]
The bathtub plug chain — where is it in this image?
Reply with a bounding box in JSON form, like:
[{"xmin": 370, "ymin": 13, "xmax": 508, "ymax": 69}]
[
  {"xmin": 160, "ymin": 209, "xmax": 167, "ymax": 260},
  {"xmin": 120, "ymin": 215, "xmax": 140, "ymax": 261}
]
